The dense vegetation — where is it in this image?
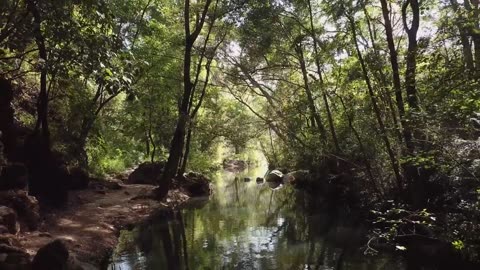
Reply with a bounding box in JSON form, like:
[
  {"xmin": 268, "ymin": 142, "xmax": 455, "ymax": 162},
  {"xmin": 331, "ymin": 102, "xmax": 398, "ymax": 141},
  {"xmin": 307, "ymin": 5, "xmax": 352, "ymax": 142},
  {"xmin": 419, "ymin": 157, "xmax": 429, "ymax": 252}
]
[{"xmin": 1, "ymin": 0, "xmax": 480, "ymax": 266}]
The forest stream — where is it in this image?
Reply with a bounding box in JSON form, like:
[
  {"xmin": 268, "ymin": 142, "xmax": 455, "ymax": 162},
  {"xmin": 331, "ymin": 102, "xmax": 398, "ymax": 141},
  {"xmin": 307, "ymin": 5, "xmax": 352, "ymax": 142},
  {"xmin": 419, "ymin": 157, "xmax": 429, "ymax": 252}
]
[{"xmin": 108, "ymin": 167, "xmax": 406, "ymax": 270}]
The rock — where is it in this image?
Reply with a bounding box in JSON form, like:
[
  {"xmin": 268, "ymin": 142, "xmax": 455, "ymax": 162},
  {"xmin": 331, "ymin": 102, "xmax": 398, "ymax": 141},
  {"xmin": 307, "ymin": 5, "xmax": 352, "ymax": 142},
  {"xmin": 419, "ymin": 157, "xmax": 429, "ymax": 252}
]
[
  {"xmin": 0, "ymin": 190, "xmax": 40, "ymax": 230},
  {"xmin": 89, "ymin": 178, "xmax": 122, "ymax": 190},
  {"xmin": 67, "ymin": 166, "xmax": 90, "ymax": 190},
  {"xmin": 0, "ymin": 163, "xmax": 28, "ymax": 191},
  {"xmin": 126, "ymin": 162, "xmax": 165, "ymax": 185},
  {"xmin": 284, "ymin": 170, "xmax": 312, "ymax": 186},
  {"xmin": 0, "ymin": 79, "xmax": 16, "ymax": 160},
  {"xmin": 265, "ymin": 170, "xmax": 284, "ymax": 182},
  {"xmin": 0, "ymin": 242, "xmax": 31, "ymax": 270},
  {"xmin": 32, "ymin": 239, "xmax": 69, "ymax": 270},
  {"xmin": 256, "ymin": 177, "xmax": 264, "ymax": 183},
  {"xmin": 267, "ymin": 181, "xmax": 282, "ymax": 189},
  {"xmin": 0, "ymin": 207, "xmax": 18, "ymax": 234},
  {"xmin": 243, "ymin": 177, "xmax": 251, "ymax": 182},
  {"xmin": 0, "ymin": 141, "xmax": 5, "ymax": 167},
  {"xmin": 0, "ymin": 225, "xmax": 8, "ymax": 234},
  {"xmin": 180, "ymin": 172, "xmax": 212, "ymax": 197}
]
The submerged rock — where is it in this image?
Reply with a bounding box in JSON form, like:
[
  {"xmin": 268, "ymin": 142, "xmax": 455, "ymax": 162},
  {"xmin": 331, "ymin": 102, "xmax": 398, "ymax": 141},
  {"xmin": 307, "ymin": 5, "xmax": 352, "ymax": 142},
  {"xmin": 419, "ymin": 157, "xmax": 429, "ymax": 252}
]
[{"xmin": 126, "ymin": 162, "xmax": 165, "ymax": 185}]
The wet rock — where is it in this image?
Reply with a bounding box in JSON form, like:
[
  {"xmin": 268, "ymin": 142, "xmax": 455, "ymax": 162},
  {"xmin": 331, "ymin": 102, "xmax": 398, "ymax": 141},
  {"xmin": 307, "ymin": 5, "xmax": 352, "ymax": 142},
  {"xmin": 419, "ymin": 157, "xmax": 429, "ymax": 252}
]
[
  {"xmin": 126, "ymin": 162, "xmax": 165, "ymax": 185},
  {"xmin": 32, "ymin": 239, "xmax": 70, "ymax": 270},
  {"xmin": 0, "ymin": 163, "xmax": 28, "ymax": 191},
  {"xmin": 265, "ymin": 170, "xmax": 283, "ymax": 182},
  {"xmin": 0, "ymin": 190, "xmax": 40, "ymax": 230},
  {"xmin": 179, "ymin": 172, "xmax": 212, "ymax": 197},
  {"xmin": 0, "ymin": 207, "xmax": 18, "ymax": 234},
  {"xmin": 256, "ymin": 177, "xmax": 264, "ymax": 183},
  {"xmin": 223, "ymin": 160, "xmax": 248, "ymax": 172}
]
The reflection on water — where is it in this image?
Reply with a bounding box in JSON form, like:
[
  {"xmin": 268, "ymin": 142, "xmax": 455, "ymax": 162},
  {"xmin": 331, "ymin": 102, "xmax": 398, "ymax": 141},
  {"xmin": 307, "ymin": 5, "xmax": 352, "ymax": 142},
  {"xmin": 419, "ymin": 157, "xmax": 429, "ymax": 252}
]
[{"xmin": 109, "ymin": 168, "xmax": 406, "ymax": 270}]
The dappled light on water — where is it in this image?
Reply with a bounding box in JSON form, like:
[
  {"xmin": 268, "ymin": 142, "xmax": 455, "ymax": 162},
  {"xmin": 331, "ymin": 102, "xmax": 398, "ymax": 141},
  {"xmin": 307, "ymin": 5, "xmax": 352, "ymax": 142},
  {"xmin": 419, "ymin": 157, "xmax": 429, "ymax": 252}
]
[{"xmin": 109, "ymin": 167, "xmax": 406, "ymax": 270}]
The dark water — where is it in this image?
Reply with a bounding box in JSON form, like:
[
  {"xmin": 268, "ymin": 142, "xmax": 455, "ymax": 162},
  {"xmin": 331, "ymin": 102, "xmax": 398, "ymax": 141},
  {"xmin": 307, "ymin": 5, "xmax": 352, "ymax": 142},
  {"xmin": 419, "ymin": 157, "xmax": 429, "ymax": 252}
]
[{"xmin": 108, "ymin": 168, "xmax": 406, "ymax": 270}]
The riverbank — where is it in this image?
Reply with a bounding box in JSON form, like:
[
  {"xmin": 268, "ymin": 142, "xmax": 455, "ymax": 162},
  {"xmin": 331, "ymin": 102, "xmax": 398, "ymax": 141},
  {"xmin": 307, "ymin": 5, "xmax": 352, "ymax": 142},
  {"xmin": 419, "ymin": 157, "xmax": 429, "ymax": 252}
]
[{"xmin": 10, "ymin": 180, "xmax": 190, "ymax": 269}]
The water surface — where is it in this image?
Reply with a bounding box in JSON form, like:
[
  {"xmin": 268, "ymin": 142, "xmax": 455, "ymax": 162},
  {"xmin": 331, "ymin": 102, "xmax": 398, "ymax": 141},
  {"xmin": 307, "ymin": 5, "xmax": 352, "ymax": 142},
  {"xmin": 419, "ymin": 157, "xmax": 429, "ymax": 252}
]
[{"xmin": 109, "ymin": 168, "xmax": 406, "ymax": 270}]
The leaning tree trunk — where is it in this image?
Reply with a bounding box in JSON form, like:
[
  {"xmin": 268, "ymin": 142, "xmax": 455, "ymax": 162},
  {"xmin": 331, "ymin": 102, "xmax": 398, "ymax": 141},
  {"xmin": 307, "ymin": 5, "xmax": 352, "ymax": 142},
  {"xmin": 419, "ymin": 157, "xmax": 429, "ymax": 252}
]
[
  {"xmin": 296, "ymin": 44, "xmax": 327, "ymax": 142},
  {"xmin": 349, "ymin": 16, "xmax": 403, "ymax": 190},
  {"xmin": 307, "ymin": 0, "xmax": 340, "ymax": 153}
]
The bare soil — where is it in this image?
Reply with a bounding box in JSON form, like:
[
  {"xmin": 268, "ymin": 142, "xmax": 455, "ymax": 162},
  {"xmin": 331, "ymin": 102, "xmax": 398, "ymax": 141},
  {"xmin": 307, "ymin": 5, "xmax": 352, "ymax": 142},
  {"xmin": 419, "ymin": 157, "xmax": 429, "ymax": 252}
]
[{"xmin": 15, "ymin": 180, "xmax": 189, "ymax": 269}]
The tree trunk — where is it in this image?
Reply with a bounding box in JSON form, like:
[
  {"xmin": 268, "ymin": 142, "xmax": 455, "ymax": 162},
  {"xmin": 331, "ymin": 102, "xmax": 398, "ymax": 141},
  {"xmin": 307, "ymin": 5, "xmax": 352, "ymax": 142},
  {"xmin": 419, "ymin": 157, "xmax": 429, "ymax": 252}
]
[
  {"xmin": 156, "ymin": 0, "xmax": 213, "ymax": 200},
  {"xmin": 27, "ymin": 0, "xmax": 50, "ymax": 150},
  {"xmin": 295, "ymin": 43, "xmax": 327, "ymax": 141},
  {"xmin": 380, "ymin": 0, "xmax": 414, "ymax": 152},
  {"xmin": 179, "ymin": 122, "xmax": 193, "ymax": 175},
  {"xmin": 402, "ymin": 0, "xmax": 420, "ymax": 111},
  {"xmin": 349, "ymin": 16, "xmax": 403, "ymax": 190},
  {"xmin": 449, "ymin": 0, "xmax": 475, "ymax": 73},
  {"xmin": 307, "ymin": 0, "xmax": 340, "ymax": 153},
  {"xmin": 338, "ymin": 95, "xmax": 380, "ymax": 194},
  {"xmin": 470, "ymin": 0, "xmax": 480, "ymax": 75}
]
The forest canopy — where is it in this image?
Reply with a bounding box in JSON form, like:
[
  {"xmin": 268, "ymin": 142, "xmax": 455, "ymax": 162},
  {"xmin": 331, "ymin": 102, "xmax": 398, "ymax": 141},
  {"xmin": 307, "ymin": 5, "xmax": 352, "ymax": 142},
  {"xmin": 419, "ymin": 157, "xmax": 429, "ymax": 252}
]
[{"xmin": 0, "ymin": 0, "xmax": 479, "ymax": 205}]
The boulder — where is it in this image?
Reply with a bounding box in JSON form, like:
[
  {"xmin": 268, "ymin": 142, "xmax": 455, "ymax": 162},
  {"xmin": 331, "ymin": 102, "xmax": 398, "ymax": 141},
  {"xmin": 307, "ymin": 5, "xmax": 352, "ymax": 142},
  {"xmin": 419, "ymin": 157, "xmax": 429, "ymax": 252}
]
[
  {"xmin": 180, "ymin": 172, "xmax": 212, "ymax": 197},
  {"xmin": 0, "ymin": 190, "xmax": 40, "ymax": 230},
  {"xmin": 89, "ymin": 177, "xmax": 122, "ymax": 191},
  {"xmin": 0, "ymin": 242, "xmax": 31, "ymax": 270},
  {"xmin": 32, "ymin": 239, "xmax": 69, "ymax": 270},
  {"xmin": 265, "ymin": 170, "xmax": 284, "ymax": 183},
  {"xmin": 65, "ymin": 166, "xmax": 90, "ymax": 190},
  {"xmin": 0, "ymin": 141, "xmax": 5, "ymax": 166},
  {"xmin": 284, "ymin": 170, "xmax": 312, "ymax": 187},
  {"xmin": 0, "ymin": 207, "xmax": 18, "ymax": 234},
  {"xmin": 126, "ymin": 162, "xmax": 165, "ymax": 185},
  {"xmin": 0, "ymin": 163, "xmax": 28, "ymax": 191}
]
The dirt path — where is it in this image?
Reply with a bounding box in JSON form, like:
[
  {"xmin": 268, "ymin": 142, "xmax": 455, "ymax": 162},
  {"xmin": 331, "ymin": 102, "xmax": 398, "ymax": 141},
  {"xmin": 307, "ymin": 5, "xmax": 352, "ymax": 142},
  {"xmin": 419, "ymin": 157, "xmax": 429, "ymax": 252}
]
[{"xmin": 16, "ymin": 181, "xmax": 188, "ymax": 269}]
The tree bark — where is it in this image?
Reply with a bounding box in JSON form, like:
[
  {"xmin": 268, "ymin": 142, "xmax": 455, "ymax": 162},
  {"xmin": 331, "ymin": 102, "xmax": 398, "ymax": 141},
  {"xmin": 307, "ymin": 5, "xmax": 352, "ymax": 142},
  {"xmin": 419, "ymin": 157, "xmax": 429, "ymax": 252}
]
[
  {"xmin": 156, "ymin": 0, "xmax": 213, "ymax": 200},
  {"xmin": 402, "ymin": 0, "xmax": 420, "ymax": 111},
  {"xmin": 27, "ymin": 0, "xmax": 50, "ymax": 150},
  {"xmin": 295, "ymin": 43, "xmax": 327, "ymax": 141},
  {"xmin": 349, "ymin": 16, "xmax": 403, "ymax": 189},
  {"xmin": 450, "ymin": 0, "xmax": 475, "ymax": 73},
  {"xmin": 306, "ymin": 0, "xmax": 340, "ymax": 153},
  {"xmin": 380, "ymin": 0, "xmax": 415, "ymax": 152}
]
